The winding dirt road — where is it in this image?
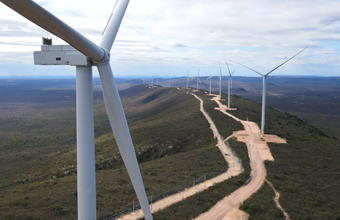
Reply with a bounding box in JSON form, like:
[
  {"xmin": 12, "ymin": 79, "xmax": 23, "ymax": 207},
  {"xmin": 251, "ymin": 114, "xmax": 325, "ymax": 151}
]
[
  {"xmin": 195, "ymin": 103, "xmax": 266, "ymax": 220},
  {"xmin": 118, "ymin": 93, "xmax": 242, "ymax": 220},
  {"xmin": 195, "ymin": 96, "xmax": 274, "ymax": 220},
  {"xmin": 120, "ymin": 91, "xmax": 287, "ymax": 220}
]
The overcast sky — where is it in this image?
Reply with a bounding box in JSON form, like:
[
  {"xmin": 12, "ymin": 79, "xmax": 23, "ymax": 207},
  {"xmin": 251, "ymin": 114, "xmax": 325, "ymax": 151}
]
[{"xmin": 0, "ymin": 0, "xmax": 339, "ymax": 78}]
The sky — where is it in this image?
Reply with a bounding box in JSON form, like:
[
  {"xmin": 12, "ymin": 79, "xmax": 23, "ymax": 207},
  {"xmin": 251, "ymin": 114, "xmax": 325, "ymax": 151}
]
[{"xmin": 0, "ymin": 0, "xmax": 339, "ymax": 78}]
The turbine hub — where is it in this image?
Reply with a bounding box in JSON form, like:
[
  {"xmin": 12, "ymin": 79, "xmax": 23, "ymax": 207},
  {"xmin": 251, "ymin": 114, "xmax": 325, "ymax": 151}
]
[{"xmin": 94, "ymin": 47, "xmax": 111, "ymax": 66}]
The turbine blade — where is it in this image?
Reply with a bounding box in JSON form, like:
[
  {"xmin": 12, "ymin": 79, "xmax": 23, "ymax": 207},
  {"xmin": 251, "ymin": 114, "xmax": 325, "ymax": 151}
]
[
  {"xmin": 1, "ymin": 0, "xmax": 104, "ymax": 62},
  {"xmin": 219, "ymin": 62, "xmax": 222, "ymax": 77},
  {"xmin": 100, "ymin": 0, "xmax": 130, "ymax": 51},
  {"xmin": 226, "ymin": 59, "xmax": 263, "ymax": 76},
  {"xmin": 265, "ymin": 46, "xmax": 309, "ymax": 76},
  {"xmin": 97, "ymin": 63, "xmax": 153, "ymax": 220},
  {"xmin": 232, "ymin": 69, "xmax": 236, "ymax": 75},
  {"xmin": 225, "ymin": 61, "xmax": 232, "ymax": 77}
]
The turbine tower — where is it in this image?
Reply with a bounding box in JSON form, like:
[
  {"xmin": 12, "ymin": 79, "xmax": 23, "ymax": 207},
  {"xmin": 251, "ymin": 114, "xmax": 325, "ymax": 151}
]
[
  {"xmin": 169, "ymin": 75, "xmax": 171, "ymax": 87},
  {"xmin": 207, "ymin": 74, "xmax": 213, "ymax": 95},
  {"xmin": 196, "ymin": 69, "xmax": 201, "ymax": 91},
  {"xmin": 187, "ymin": 70, "xmax": 189, "ymax": 89},
  {"xmin": 207, "ymin": 66, "xmax": 215, "ymax": 95},
  {"xmin": 225, "ymin": 62, "xmax": 236, "ymax": 110},
  {"xmin": 228, "ymin": 46, "xmax": 308, "ymax": 138},
  {"xmin": 218, "ymin": 62, "xmax": 223, "ymax": 100},
  {"xmin": 1, "ymin": 0, "xmax": 153, "ymax": 219}
]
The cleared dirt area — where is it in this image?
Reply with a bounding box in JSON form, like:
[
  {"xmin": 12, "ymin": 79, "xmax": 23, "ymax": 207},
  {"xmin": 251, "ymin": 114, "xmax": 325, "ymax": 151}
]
[
  {"xmin": 195, "ymin": 95, "xmax": 286, "ymax": 220},
  {"xmin": 118, "ymin": 92, "xmax": 242, "ymax": 220},
  {"xmin": 120, "ymin": 92, "xmax": 287, "ymax": 220},
  {"xmin": 222, "ymin": 208, "xmax": 249, "ymax": 220}
]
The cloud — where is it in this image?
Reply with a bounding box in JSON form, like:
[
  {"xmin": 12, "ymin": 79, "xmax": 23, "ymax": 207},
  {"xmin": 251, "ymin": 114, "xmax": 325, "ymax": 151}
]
[
  {"xmin": 174, "ymin": 43, "xmax": 187, "ymax": 47},
  {"xmin": 0, "ymin": 0, "xmax": 339, "ymax": 76}
]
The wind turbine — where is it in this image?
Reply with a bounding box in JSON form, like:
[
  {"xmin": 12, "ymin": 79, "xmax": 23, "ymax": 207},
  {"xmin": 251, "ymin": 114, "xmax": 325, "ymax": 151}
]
[
  {"xmin": 225, "ymin": 62, "xmax": 236, "ymax": 110},
  {"xmin": 196, "ymin": 69, "xmax": 201, "ymax": 91},
  {"xmin": 206, "ymin": 74, "xmax": 212, "ymax": 95},
  {"xmin": 228, "ymin": 46, "xmax": 308, "ymax": 138},
  {"xmin": 186, "ymin": 70, "xmax": 189, "ymax": 89},
  {"xmin": 1, "ymin": 0, "xmax": 153, "ymax": 219},
  {"xmin": 156, "ymin": 76, "xmax": 158, "ymax": 86},
  {"xmin": 151, "ymin": 75, "xmax": 154, "ymax": 86},
  {"xmin": 169, "ymin": 75, "xmax": 171, "ymax": 87},
  {"xmin": 218, "ymin": 62, "xmax": 223, "ymax": 100},
  {"xmin": 207, "ymin": 67, "xmax": 215, "ymax": 95}
]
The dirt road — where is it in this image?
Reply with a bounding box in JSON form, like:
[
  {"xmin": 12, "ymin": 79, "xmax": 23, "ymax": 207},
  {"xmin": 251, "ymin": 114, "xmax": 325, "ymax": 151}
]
[
  {"xmin": 265, "ymin": 179, "xmax": 291, "ymax": 220},
  {"xmin": 195, "ymin": 96, "xmax": 268, "ymax": 220},
  {"xmin": 118, "ymin": 94, "xmax": 242, "ymax": 220},
  {"xmin": 120, "ymin": 93, "xmax": 286, "ymax": 220},
  {"xmin": 195, "ymin": 113, "xmax": 266, "ymax": 220}
]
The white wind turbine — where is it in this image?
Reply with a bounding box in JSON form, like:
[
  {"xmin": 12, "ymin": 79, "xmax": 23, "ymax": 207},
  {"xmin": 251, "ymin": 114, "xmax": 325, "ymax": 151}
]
[
  {"xmin": 206, "ymin": 74, "xmax": 212, "ymax": 94},
  {"xmin": 225, "ymin": 62, "xmax": 236, "ymax": 110},
  {"xmin": 207, "ymin": 67, "xmax": 214, "ymax": 95},
  {"xmin": 228, "ymin": 46, "xmax": 308, "ymax": 138},
  {"xmin": 187, "ymin": 70, "xmax": 189, "ymax": 89},
  {"xmin": 1, "ymin": 0, "xmax": 153, "ymax": 219},
  {"xmin": 196, "ymin": 69, "xmax": 201, "ymax": 91},
  {"xmin": 218, "ymin": 62, "xmax": 223, "ymax": 100},
  {"xmin": 169, "ymin": 75, "xmax": 171, "ymax": 87}
]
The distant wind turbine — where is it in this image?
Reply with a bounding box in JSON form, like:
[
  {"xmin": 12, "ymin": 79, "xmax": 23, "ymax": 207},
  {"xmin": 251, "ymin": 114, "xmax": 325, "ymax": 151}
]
[
  {"xmin": 228, "ymin": 46, "xmax": 308, "ymax": 138},
  {"xmin": 151, "ymin": 75, "xmax": 154, "ymax": 86},
  {"xmin": 196, "ymin": 69, "xmax": 201, "ymax": 91},
  {"xmin": 225, "ymin": 62, "xmax": 236, "ymax": 110},
  {"xmin": 218, "ymin": 62, "xmax": 223, "ymax": 100},
  {"xmin": 187, "ymin": 70, "xmax": 189, "ymax": 89},
  {"xmin": 169, "ymin": 75, "xmax": 171, "ymax": 87},
  {"xmin": 207, "ymin": 67, "xmax": 214, "ymax": 95},
  {"xmin": 207, "ymin": 74, "xmax": 213, "ymax": 95}
]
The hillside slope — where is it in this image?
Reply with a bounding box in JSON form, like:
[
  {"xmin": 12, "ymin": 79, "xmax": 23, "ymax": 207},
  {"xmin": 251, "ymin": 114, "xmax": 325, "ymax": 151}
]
[
  {"xmin": 0, "ymin": 84, "xmax": 228, "ymax": 219},
  {"xmin": 141, "ymin": 90, "xmax": 340, "ymax": 220},
  {"xmin": 1, "ymin": 83, "xmax": 339, "ymax": 219}
]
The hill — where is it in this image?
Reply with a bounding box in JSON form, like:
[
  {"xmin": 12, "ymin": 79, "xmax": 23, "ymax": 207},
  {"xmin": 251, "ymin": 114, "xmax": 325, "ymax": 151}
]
[
  {"xmin": 161, "ymin": 76, "xmax": 340, "ymax": 139},
  {"xmin": 0, "ymin": 80, "xmax": 339, "ymax": 219},
  {"xmin": 149, "ymin": 90, "xmax": 340, "ymax": 220},
  {"xmin": 0, "ymin": 82, "xmax": 230, "ymax": 219}
]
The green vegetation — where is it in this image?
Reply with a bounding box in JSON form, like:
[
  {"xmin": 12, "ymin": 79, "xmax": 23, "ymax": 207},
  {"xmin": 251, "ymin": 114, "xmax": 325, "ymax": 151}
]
[
  {"xmin": 0, "ymin": 145, "xmax": 227, "ymax": 219},
  {"xmin": 0, "ymin": 84, "xmax": 225, "ymax": 219},
  {"xmin": 226, "ymin": 94, "xmax": 340, "ymax": 220},
  {"xmin": 151, "ymin": 90, "xmax": 340, "ymax": 220},
  {"xmin": 1, "ymin": 80, "xmax": 340, "ymax": 220},
  {"xmin": 140, "ymin": 140, "xmax": 250, "ymax": 220},
  {"xmin": 240, "ymin": 182, "xmax": 285, "ymax": 220},
  {"xmin": 196, "ymin": 91, "xmax": 244, "ymax": 138}
]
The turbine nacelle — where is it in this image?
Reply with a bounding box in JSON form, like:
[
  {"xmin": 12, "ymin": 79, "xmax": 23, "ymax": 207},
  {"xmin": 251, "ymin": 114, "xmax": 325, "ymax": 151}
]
[{"xmin": 34, "ymin": 43, "xmax": 92, "ymax": 66}]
